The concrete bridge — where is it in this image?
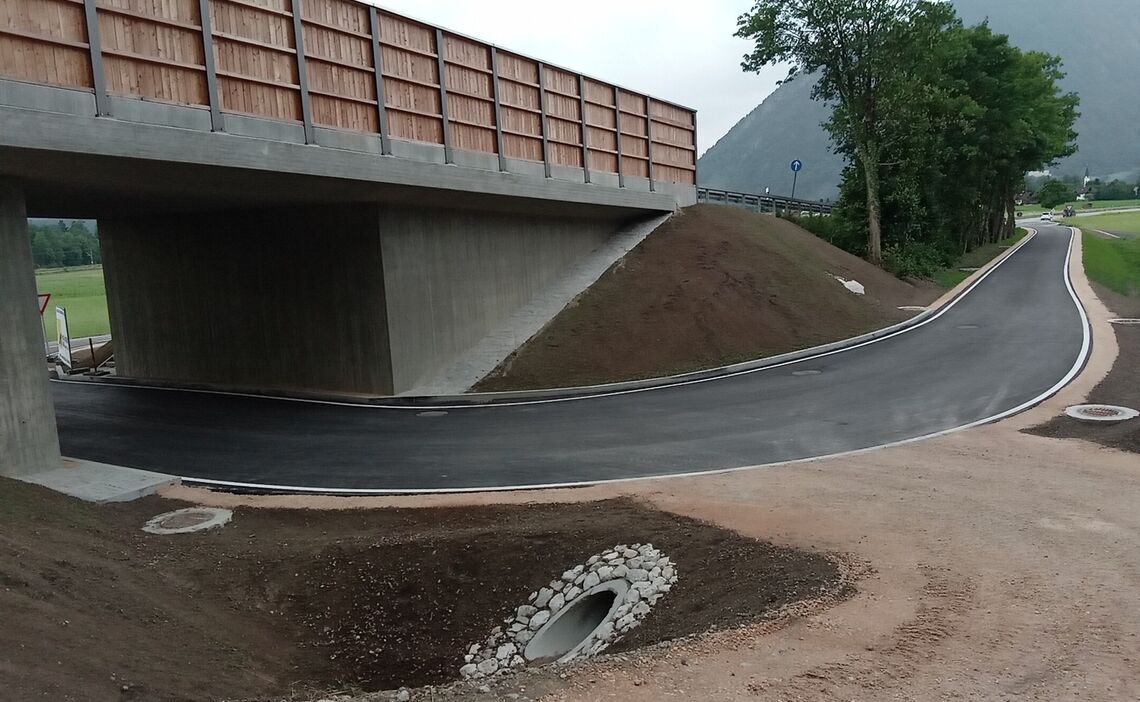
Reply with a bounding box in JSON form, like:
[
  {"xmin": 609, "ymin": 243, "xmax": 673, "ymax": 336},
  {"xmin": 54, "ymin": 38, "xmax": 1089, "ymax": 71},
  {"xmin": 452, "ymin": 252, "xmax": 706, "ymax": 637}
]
[{"xmin": 0, "ymin": 0, "xmax": 696, "ymax": 478}]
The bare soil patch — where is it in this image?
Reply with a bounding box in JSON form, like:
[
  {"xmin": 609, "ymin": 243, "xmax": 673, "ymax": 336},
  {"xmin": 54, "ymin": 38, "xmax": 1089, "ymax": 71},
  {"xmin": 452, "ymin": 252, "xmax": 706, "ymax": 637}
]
[
  {"xmin": 1026, "ymin": 283, "xmax": 1140, "ymax": 453},
  {"xmin": 474, "ymin": 205, "xmax": 939, "ymax": 392},
  {"xmin": 0, "ymin": 479, "xmax": 842, "ymax": 701}
]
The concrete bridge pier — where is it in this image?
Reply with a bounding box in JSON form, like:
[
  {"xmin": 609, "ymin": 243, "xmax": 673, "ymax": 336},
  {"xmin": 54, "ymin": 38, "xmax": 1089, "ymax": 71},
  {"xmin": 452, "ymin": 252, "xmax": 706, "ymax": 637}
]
[{"xmin": 0, "ymin": 179, "xmax": 62, "ymax": 478}]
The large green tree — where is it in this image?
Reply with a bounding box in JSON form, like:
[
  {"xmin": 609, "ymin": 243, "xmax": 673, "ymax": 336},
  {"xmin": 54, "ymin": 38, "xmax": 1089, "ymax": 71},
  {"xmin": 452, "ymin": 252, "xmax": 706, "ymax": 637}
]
[{"xmin": 736, "ymin": 0, "xmax": 934, "ymax": 264}]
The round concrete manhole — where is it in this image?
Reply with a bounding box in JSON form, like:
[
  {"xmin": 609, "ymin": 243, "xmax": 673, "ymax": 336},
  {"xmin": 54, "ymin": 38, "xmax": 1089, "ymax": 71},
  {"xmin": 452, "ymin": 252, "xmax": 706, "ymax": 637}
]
[
  {"xmin": 791, "ymin": 369, "xmax": 822, "ymax": 376},
  {"xmin": 897, "ymin": 306, "xmax": 926, "ymax": 312},
  {"xmin": 143, "ymin": 507, "xmax": 232, "ymax": 535},
  {"xmin": 460, "ymin": 543, "xmax": 678, "ymax": 680},
  {"xmin": 1108, "ymin": 318, "xmax": 1140, "ymax": 326},
  {"xmin": 1063, "ymin": 405, "xmax": 1139, "ymax": 423},
  {"xmin": 416, "ymin": 410, "xmax": 449, "ymax": 417}
]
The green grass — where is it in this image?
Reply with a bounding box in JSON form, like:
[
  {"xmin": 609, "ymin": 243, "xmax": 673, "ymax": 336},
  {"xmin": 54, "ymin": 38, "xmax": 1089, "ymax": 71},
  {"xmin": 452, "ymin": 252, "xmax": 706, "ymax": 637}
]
[
  {"xmin": 932, "ymin": 228, "xmax": 1029, "ymax": 289},
  {"xmin": 1017, "ymin": 199, "xmax": 1140, "ymax": 217},
  {"xmin": 34, "ymin": 265, "xmax": 110, "ymax": 339},
  {"xmin": 1082, "ymin": 232, "xmax": 1140, "ymax": 296},
  {"xmin": 1062, "ymin": 211, "xmax": 1140, "ymax": 235}
]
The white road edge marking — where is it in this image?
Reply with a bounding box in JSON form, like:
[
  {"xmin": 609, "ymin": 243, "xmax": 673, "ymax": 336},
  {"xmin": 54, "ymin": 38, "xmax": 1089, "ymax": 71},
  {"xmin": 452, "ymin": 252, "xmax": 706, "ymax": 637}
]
[
  {"xmin": 168, "ymin": 227, "xmax": 1091, "ymax": 495},
  {"xmin": 1094, "ymin": 229, "xmax": 1121, "ymax": 239},
  {"xmin": 54, "ymin": 226, "xmax": 1039, "ymax": 411}
]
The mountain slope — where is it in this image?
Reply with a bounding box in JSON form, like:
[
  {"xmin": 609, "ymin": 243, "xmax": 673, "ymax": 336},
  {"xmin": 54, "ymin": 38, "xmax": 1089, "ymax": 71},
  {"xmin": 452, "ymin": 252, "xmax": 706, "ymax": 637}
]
[
  {"xmin": 474, "ymin": 206, "xmax": 938, "ymax": 391},
  {"xmin": 699, "ymin": 0, "xmax": 1140, "ymax": 201}
]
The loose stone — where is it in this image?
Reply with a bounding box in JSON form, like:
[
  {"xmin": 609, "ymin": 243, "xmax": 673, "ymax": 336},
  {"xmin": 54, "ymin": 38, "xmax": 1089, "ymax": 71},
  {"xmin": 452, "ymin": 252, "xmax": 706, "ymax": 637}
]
[
  {"xmin": 564, "ymin": 585, "xmax": 582, "ymax": 602},
  {"xmin": 612, "ymin": 564, "xmax": 628, "ymax": 578},
  {"xmin": 616, "ymin": 614, "xmax": 635, "ymax": 630},
  {"xmin": 534, "ymin": 588, "xmax": 553, "ymax": 608},
  {"xmin": 517, "ymin": 604, "xmax": 537, "ymax": 618},
  {"xmin": 529, "ymin": 610, "xmax": 551, "ymax": 630},
  {"xmin": 497, "ymin": 643, "xmax": 517, "ymax": 661},
  {"xmin": 549, "ymin": 592, "xmax": 565, "ymax": 612},
  {"xmin": 622, "ymin": 549, "xmax": 638, "ymax": 559},
  {"xmin": 477, "ymin": 658, "xmax": 499, "ymax": 675},
  {"xmin": 583, "ymin": 572, "xmax": 600, "ymax": 590},
  {"xmin": 628, "ymin": 568, "xmax": 649, "ymax": 582},
  {"xmin": 597, "ymin": 565, "xmax": 613, "ymax": 581},
  {"xmin": 460, "ymin": 663, "xmax": 478, "ymax": 678}
]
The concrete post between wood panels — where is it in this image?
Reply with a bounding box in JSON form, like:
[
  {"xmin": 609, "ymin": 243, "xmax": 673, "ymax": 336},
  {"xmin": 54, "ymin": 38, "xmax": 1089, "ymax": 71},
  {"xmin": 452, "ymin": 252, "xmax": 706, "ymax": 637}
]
[
  {"xmin": 537, "ymin": 63, "xmax": 552, "ymax": 178},
  {"xmin": 435, "ymin": 28, "xmax": 453, "ymax": 164},
  {"xmin": 197, "ymin": 0, "xmax": 224, "ymax": 132},
  {"xmin": 577, "ymin": 74, "xmax": 590, "ymax": 184},
  {"xmin": 0, "ymin": 178, "xmax": 63, "ymax": 478},
  {"xmin": 82, "ymin": 0, "xmax": 110, "ymax": 117},
  {"xmin": 368, "ymin": 5, "xmax": 391, "ymax": 155},
  {"xmin": 646, "ymin": 97, "xmax": 655, "ymax": 192},
  {"xmin": 613, "ymin": 85, "xmax": 624, "ymax": 188},
  {"xmin": 490, "ymin": 47, "xmax": 508, "ymax": 172},
  {"xmin": 290, "ymin": 0, "xmax": 315, "ymax": 144}
]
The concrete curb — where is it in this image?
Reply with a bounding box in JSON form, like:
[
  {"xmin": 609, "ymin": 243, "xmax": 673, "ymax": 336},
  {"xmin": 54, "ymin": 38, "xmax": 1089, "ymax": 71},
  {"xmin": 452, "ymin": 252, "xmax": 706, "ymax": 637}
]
[{"xmin": 54, "ymin": 228, "xmax": 1038, "ymax": 408}]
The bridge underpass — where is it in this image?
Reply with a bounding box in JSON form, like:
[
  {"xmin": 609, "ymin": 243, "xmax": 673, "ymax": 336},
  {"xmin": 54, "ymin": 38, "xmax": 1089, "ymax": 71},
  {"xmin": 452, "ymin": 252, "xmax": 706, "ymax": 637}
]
[{"xmin": 0, "ymin": 0, "xmax": 697, "ymax": 478}]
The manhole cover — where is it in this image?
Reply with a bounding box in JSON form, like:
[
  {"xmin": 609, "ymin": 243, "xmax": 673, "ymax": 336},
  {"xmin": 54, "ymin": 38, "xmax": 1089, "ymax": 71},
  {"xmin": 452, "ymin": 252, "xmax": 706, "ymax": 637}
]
[
  {"xmin": 143, "ymin": 507, "xmax": 232, "ymax": 534},
  {"xmin": 417, "ymin": 410, "xmax": 449, "ymax": 417},
  {"xmin": 1063, "ymin": 405, "xmax": 1139, "ymax": 423},
  {"xmin": 792, "ymin": 369, "xmax": 822, "ymax": 376},
  {"xmin": 1108, "ymin": 318, "xmax": 1140, "ymax": 326}
]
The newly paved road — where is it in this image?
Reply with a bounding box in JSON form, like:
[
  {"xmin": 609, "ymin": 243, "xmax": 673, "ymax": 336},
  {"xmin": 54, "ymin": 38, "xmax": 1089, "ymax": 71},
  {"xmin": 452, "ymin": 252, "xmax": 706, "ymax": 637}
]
[{"xmin": 52, "ymin": 224, "xmax": 1088, "ymax": 492}]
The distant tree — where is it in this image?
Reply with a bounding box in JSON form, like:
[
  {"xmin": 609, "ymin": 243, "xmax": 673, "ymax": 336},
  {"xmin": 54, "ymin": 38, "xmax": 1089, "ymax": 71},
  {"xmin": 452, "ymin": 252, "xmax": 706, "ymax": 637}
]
[
  {"xmin": 1095, "ymin": 179, "xmax": 1136, "ymax": 200},
  {"xmin": 1038, "ymin": 179, "xmax": 1074, "ymax": 208}
]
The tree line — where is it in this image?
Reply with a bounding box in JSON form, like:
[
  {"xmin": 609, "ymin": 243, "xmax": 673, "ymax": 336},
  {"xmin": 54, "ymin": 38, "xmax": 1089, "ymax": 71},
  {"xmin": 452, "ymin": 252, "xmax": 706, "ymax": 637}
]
[
  {"xmin": 29, "ymin": 220, "xmax": 102, "ymax": 268},
  {"xmin": 736, "ymin": 0, "xmax": 1080, "ymax": 277}
]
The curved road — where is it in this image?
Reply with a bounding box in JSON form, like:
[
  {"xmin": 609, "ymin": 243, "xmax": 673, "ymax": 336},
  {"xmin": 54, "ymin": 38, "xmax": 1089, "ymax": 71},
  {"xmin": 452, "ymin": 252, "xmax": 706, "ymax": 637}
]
[{"xmin": 53, "ymin": 224, "xmax": 1088, "ymax": 493}]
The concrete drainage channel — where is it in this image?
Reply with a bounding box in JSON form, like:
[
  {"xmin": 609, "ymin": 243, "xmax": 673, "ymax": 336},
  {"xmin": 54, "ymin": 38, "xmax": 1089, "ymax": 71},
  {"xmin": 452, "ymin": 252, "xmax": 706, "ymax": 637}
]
[
  {"xmin": 142, "ymin": 507, "xmax": 233, "ymax": 534},
  {"xmin": 1108, "ymin": 318, "xmax": 1140, "ymax": 326},
  {"xmin": 460, "ymin": 543, "xmax": 678, "ymax": 680},
  {"xmin": 1063, "ymin": 405, "xmax": 1139, "ymax": 423}
]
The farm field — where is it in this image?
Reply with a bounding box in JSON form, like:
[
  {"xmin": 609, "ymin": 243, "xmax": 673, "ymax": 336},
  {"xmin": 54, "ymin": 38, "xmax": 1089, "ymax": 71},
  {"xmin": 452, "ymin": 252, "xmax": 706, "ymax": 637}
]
[{"xmin": 34, "ymin": 265, "xmax": 110, "ymax": 340}]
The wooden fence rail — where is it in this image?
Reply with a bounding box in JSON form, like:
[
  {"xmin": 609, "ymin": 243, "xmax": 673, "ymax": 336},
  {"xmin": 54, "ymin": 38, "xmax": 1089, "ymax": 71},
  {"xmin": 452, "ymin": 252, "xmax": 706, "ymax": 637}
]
[{"xmin": 0, "ymin": 0, "xmax": 697, "ymax": 185}]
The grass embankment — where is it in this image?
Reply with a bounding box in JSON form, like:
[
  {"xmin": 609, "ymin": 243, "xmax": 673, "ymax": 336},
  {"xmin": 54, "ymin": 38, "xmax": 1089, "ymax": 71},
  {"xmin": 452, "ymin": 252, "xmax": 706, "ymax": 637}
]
[
  {"xmin": 34, "ymin": 265, "xmax": 110, "ymax": 339},
  {"xmin": 1081, "ymin": 232, "xmax": 1140, "ymax": 297},
  {"xmin": 1017, "ymin": 199, "xmax": 1140, "ymax": 217},
  {"xmin": 932, "ymin": 228, "xmax": 1029, "ymax": 289},
  {"xmin": 1062, "ymin": 211, "xmax": 1140, "ymax": 236}
]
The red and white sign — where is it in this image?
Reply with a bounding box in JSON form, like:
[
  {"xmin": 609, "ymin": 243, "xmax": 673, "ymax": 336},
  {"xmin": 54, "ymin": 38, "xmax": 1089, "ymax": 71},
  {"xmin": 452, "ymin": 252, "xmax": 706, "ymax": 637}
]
[{"xmin": 38, "ymin": 293, "xmax": 51, "ymax": 316}]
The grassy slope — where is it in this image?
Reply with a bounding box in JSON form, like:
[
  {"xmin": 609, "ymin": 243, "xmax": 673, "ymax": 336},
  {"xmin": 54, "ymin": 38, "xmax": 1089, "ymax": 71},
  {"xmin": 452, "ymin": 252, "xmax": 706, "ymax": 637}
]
[
  {"xmin": 1063, "ymin": 211, "xmax": 1140, "ymax": 235},
  {"xmin": 1082, "ymin": 232, "xmax": 1140, "ymax": 297},
  {"xmin": 34, "ymin": 265, "xmax": 110, "ymax": 339},
  {"xmin": 475, "ymin": 205, "xmax": 939, "ymax": 392},
  {"xmin": 932, "ymin": 228, "xmax": 1029, "ymax": 289}
]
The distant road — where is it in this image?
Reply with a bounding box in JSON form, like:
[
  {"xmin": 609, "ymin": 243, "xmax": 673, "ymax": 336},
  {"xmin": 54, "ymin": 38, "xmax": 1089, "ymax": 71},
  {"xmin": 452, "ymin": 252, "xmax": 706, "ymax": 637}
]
[{"xmin": 52, "ymin": 224, "xmax": 1088, "ymax": 493}]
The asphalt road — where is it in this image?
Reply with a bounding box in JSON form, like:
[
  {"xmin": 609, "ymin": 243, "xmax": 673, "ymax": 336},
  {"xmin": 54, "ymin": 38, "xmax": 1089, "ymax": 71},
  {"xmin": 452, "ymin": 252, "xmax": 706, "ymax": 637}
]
[{"xmin": 52, "ymin": 224, "xmax": 1088, "ymax": 493}]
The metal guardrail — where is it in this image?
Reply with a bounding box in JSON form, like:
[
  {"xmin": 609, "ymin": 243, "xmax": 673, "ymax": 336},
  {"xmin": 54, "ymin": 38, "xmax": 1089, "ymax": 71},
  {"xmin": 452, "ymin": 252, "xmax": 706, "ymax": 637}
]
[{"xmin": 696, "ymin": 187, "xmax": 834, "ymax": 215}]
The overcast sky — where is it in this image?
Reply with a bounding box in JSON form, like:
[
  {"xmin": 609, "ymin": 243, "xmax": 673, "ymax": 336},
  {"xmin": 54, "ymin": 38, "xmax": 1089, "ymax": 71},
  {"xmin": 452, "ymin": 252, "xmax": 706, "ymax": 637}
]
[{"xmin": 372, "ymin": 0, "xmax": 789, "ymax": 156}]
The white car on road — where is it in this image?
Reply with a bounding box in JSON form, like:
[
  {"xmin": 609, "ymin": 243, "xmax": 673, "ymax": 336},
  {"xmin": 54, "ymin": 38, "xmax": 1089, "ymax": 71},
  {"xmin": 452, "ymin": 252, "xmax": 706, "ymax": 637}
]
[{"xmin": 1040, "ymin": 212, "xmax": 1053, "ymax": 221}]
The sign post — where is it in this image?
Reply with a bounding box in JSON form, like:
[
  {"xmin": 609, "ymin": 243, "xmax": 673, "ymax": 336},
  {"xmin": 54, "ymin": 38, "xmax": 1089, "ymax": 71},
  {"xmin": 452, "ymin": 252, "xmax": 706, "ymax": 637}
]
[
  {"xmin": 790, "ymin": 159, "xmax": 803, "ymax": 203},
  {"xmin": 55, "ymin": 306, "xmax": 72, "ymax": 370},
  {"xmin": 37, "ymin": 293, "xmax": 51, "ymax": 358}
]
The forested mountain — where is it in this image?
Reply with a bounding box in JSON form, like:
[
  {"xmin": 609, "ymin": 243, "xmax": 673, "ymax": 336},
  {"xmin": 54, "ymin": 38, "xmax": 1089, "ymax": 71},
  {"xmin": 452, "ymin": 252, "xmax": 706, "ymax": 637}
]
[{"xmin": 699, "ymin": 0, "xmax": 1140, "ymax": 201}]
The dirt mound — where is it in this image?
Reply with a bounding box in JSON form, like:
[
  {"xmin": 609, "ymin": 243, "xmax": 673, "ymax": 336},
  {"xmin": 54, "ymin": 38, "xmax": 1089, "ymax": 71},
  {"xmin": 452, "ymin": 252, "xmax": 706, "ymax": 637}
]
[
  {"xmin": 474, "ymin": 205, "xmax": 939, "ymax": 391},
  {"xmin": 0, "ymin": 479, "xmax": 843, "ymax": 700}
]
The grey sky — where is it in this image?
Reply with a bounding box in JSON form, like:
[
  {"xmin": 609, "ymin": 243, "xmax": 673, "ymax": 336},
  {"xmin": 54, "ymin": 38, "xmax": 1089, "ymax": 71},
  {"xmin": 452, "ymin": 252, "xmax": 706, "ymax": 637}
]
[{"xmin": 373, "ymin": 0, "xmax": 788, "ymax": 156}]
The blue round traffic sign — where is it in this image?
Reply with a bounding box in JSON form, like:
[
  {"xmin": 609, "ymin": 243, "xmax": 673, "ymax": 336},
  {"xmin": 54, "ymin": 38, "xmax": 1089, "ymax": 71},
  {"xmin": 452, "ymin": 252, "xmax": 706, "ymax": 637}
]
[{"xmin": 790, "ymin": 159, "xmax": 803, "ymax": 172}]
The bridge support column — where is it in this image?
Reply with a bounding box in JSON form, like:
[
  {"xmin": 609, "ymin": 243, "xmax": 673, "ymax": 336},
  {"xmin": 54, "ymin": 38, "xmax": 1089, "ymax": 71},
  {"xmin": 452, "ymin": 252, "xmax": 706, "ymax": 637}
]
[{"xmin": 0, "ymin": 179, "xmax": 62, "ymax": 478}]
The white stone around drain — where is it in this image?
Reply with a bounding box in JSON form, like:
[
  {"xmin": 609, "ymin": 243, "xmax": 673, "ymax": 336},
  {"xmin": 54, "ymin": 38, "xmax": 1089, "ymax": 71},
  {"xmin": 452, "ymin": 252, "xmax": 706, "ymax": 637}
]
[
  {"xmin": 459, "ymin": 543, "xmax": 679, "ymax": 680},
  {"xmin": 142, "ymin": 507, "xmax": 233, "ymax": 534}
]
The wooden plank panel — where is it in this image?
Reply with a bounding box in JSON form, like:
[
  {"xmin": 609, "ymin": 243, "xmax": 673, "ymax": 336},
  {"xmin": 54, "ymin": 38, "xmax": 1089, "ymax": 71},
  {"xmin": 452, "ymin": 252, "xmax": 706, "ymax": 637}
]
[
  {"xmin": 442, "ymin": 32, "xmax": 488, "ymax": 70},
  {"xmin": 299, "ymin": 0, "xmax": 366, "ymax": 34},
  {"xmin": 651, "ymin": 142, "xmax": 694, "ymax": 169},
  {"xmin": 586, "ymin": 124, "xmax": 615, "ymax": 152},
  {"xmin": 653, "ymin": 164, "xmax": 695, "ymax": 184},
  {"xmin": 542, "ymin": 65, "xmax": 577, "ymax": 96},
  {"xmin": 0, "ymin": 0, "xmax": 92, "ymax": 87},
  {"xmin": 377, "ymin": 11, "xmax": 433, "ymax": 54},
  {"xmin": 310, "ymin": 91, "xmax": 375, "ymax": 131},
  {"xmin": 380, "ymin": 44, "xmax": 436, "ymax": 84},
  {"xmin": 584, "ymin": 102, "xmax": 615, "ymax": 129},
  {"xmin": 499, "ymin": 104, "xmax": 539, "ymax": 140},
  {"xmin": 587, "ymin": 150, "xmax": 617, "ymax": 173},
  {"xmin": 545, "ymin": 115, "xmax": 580, "ymax": 147},
  {"xmin": 209, "ymin": 0, "xmax": 299, "ymax": 120},
  {"xmin": 651, "ymin": 121, "xmax": 694, "ymax": 149},
  {"xmin": 495, "ymin": 51, "xmax": 535, "ymax": 85},
  {"xmin": 544, "ymin": 91, "xmax": 578, "ymax": 122},
  {"xmin": 502, "ymin": 132, "xmax": 541, "ymax": 161},
  {"xmin": 549, "ymin": 141, "xmax": 581, "ymax": 168},
  {"xmin": 650, "ymin": 98, "xmax": 693, "ymax": 127},
  {"xmin": 622, "ymin": 154, "xmax": 649, "ymax": 178},
  {"xmin": 582, "ymin": 77, "xmax": 612, "ymax": 106},
  {"xmin": 618, "ymin": 89, "xmax": 645, "ymax": 115},
  {"xmin": 444, "ymin": 62, "xmax": 490, "ymax": 101},
  {"xmin": 387, "ymin": 107, "xmax": 441, "ymax": 143},
  {"xmin": 0, "ymin": 35, "xmax": 92, "ymax": 88},
  {"xmin": 620, "ymin": 134, "xmax": 647, "ymax": 158},
  {"xmin": 619, "ymin": 111, "xmax": 647, "ymax": 137},
  {"xmin": 97, "ymin": 0, "xmax": 207, "ymax": 104},
  {"xmin": 450, "ymin": 122, "xmax": 495, "ymax": 153}
]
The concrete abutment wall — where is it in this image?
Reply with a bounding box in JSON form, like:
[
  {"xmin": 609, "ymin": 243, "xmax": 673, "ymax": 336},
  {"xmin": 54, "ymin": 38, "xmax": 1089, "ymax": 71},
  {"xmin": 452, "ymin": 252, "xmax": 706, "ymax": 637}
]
[
  {"xmin": 100, "ymin": 203, "xmax": 634, "ymax": 395},
  {"xmin": 0, "ymin": 179, "xmax": 62, "ymax": 477}
]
